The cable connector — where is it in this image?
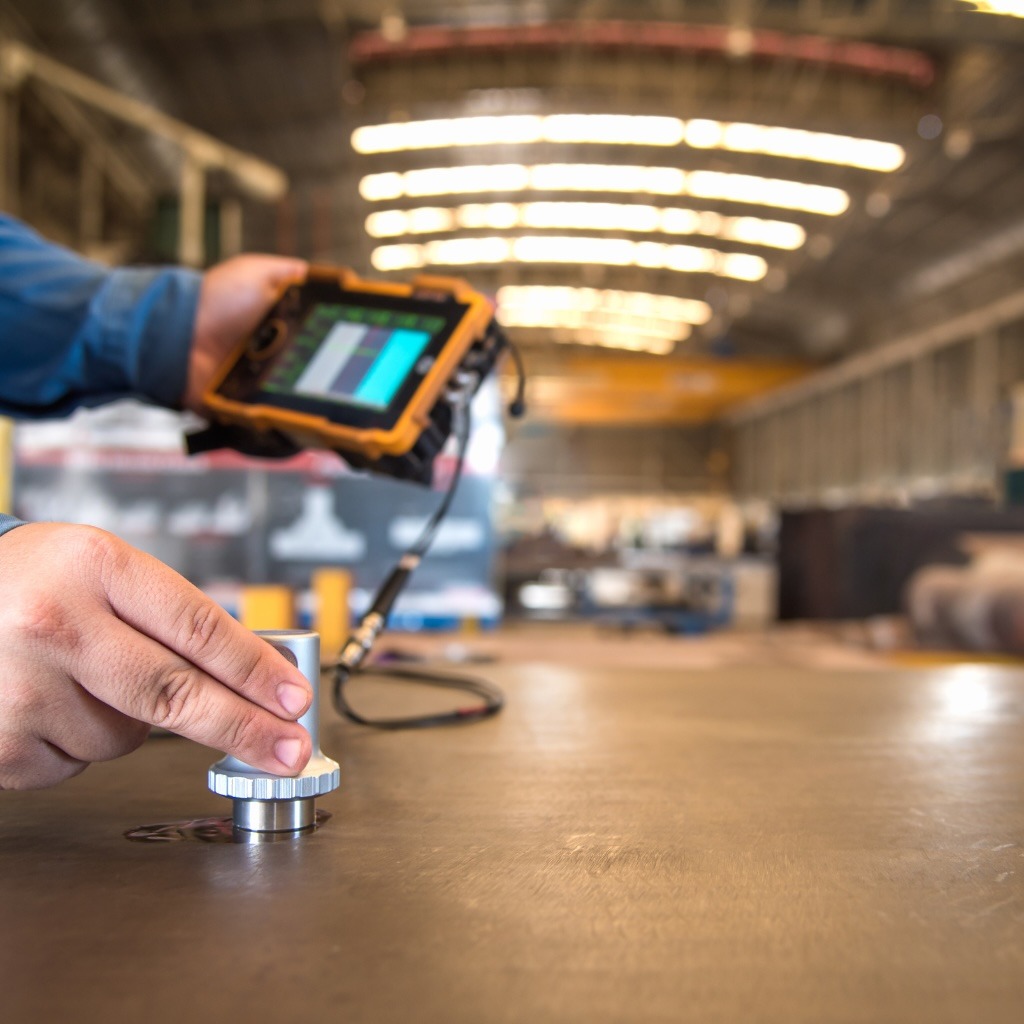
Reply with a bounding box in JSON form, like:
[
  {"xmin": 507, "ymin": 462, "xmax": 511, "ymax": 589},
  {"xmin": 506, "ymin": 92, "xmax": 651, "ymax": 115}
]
[{"xmin": 338, "ymin": 611, "xmax": 386, "ymax": 673}]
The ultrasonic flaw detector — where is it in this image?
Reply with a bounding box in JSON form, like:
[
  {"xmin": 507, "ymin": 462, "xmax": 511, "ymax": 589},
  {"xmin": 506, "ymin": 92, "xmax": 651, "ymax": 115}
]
[{"xmin": 190, "ymin": 266, "xmax": 518, "ymax": 484}]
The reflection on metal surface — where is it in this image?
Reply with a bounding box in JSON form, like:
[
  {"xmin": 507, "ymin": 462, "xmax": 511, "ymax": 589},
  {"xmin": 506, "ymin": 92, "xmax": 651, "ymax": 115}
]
[
  {"xmin": 915, "ymin": 666, "xmax": 1005, "ymax": 743},
  {"xmin": 232, "ymin": 796, "xmax": 316, "ymax": 833},
  {"xmin": 123, "ymin": 810, "xmax": 331, "ymax": 844},
  {"xmin": 937, "ymin": 666, "xmax": 999, "ymax": 718}
]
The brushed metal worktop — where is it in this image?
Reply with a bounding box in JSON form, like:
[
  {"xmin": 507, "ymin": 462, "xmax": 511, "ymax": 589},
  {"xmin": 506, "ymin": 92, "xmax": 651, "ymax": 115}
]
[{"xmin": 3, "ymin": 663, "xmax": 1024, "ymax": 1023}]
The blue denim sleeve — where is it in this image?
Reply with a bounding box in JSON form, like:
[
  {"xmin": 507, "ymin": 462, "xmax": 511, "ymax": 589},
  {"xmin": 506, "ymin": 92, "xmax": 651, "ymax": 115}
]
[
  {"xmin": 0, "ymin": 213, "xmax": 202, "ymax": 419},
  {"xmin": 0, "ymin": 512, "xmax": 25, "ymax": 538}
]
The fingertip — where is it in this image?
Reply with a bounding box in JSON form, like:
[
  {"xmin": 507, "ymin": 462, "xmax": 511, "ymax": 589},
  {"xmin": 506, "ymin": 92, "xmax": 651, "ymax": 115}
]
[
  {"xmin": 276, "ymin": 681, "xmax": 312, "ymax": 718},
  {"xmin": 273, "ymin": 735, "xmax": 310, "ymax": 774}
]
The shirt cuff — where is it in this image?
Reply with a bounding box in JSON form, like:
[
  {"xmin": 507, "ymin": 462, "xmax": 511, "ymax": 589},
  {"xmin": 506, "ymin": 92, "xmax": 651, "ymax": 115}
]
[
  {"xmin": 94, "ymin": 266, "xmax": 203, "ymax": 410},
  {"xmin": 0, "ymin": 513, "xmax": 27, "ymax": 538}
]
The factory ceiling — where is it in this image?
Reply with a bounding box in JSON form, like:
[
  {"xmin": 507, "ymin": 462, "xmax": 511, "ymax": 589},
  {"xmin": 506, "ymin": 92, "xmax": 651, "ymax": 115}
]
[{"xmin": 1, "ymin": 0, "xmax": 1023, "ymax": 413}]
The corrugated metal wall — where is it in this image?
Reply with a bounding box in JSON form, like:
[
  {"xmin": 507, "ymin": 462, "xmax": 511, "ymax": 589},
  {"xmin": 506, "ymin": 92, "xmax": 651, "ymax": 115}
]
[{"xmin": 732, "ymin": 290, "xmax": 1024, "ymax": 505}]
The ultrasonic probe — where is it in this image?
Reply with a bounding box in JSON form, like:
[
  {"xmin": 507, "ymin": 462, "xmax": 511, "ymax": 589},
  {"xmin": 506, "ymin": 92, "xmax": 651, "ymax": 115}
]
[{"xmin": 208, "ymin": 630, "xmax": 340, "ymax": 834}]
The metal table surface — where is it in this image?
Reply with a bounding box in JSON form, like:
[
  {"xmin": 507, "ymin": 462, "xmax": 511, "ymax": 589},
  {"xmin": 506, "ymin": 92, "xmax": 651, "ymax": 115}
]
[{"xmin": 3, "ymin": 661, "xmax": 1024, "ymax": 1023}]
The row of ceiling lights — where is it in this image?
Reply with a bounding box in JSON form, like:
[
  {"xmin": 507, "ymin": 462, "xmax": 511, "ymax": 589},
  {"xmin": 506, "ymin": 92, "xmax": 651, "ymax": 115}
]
[
  {"xmin": 352, "ymin": 115, "xmax": 906, "ymax": 173},
  {"xmin": 496, "ymin": 286, "xmax": 712, "ymax": 356},
  {"xmin": 372, "ymin": 236, "xmax": 768, "ymax": 281},
  {"xmin": 366, "ymin": 203, "xmax": 807, "ymax": 250},
  {"xmin": 353, "ymin": 114, "xmax": 906, "ymax": 355},
  {"xmin": 360, "ymin": 166, "xmax": 851, "ymax": 217}
]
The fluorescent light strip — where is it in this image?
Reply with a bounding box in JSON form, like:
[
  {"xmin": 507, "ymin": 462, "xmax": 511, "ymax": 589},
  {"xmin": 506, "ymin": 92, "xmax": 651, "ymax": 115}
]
[
  {"xmin": 682, "ymin": 120, "xmax": 904, "ymax": 172},
  {"xmin": 508, "ymin": 310, "xmax": 689, "ymax": 341},
  {"xmin": 359, "ymin": 164, "xmax": 849, "ymax": 216},
  {"xmin": 353, "ymin": 114, "xmax": 686, "ymax": 152},
  {"xmin": 551, "ymin": 331, "xmax": 677, "ymax": 355},
  {"xmin": 961, "ymin": 1, "xmax": 1024, "ymax": 17},
  {"xmin": 371, "ymin": 236, "xmax": 768, "ymax": 280},
  {"xmin": 497, "ymin": 284, "xmax": 704, "ymax": 353},
  {"xmin": 352, "ymin": 114, "xmax": 905, "ymax": 172},
  {"xmin": 510, "ymin": 324, "xmax": 683, "ymax": 356},
  {"xmin": 496, "ymin": 285, "xmax": 712, "ymax": 326},
  {"xmin": 366, "ymin": 202, "xmax": 806, "ymax": 249},
  {"xmin": 523, "ymin": 314, "xmax": 689, "ymax": 340},
  {"xmin": 563, "ymin": 331, "xmax": 678, "ymax": 355}
]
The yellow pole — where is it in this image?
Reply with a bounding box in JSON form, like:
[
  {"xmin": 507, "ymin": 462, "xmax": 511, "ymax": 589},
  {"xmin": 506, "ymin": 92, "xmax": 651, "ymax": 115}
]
[
  {"xmin": 0, "ymin": 417, "xmax": 13, "ymax": 514},
  {"xmin": 239, "ymin": 585, "xmax": 295, "ymax": 632},
  {"xmin": 313, "ymin": 568, "xmax": 351, "ymax": 664}
]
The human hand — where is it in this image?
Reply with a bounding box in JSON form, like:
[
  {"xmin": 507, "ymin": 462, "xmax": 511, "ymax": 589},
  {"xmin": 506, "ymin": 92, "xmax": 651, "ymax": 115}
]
[
  {"xmin": 183, "ymin": 254, "xmax": 308, "ymax": 415},
  {"xmin": 0, "ymin": 522, "xmax": 314, "ymax": 790}
]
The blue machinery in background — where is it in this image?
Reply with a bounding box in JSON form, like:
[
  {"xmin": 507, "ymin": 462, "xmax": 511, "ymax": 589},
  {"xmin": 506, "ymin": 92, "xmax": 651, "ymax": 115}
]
[{"xmin": 591, "ymin": 572, "xmax": 736, "ymax": 635}]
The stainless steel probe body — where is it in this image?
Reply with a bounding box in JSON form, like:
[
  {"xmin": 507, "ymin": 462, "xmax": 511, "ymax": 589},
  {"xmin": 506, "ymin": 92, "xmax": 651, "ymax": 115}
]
[{"xmin": 208, "ymin": 629, "xmax": 340, "ymax": 833}]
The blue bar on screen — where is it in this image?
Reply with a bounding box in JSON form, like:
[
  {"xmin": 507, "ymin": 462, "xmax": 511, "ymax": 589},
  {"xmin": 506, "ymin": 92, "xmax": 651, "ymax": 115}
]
[{"xmin": 354, "ymin": 329, "xmax": 432, "ymax": 407}]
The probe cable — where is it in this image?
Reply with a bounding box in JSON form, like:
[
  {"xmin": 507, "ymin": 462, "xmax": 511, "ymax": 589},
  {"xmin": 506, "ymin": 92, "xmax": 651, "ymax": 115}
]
[{"xmin": 329, "ymin": 381, "xmax": 509, "ymax": 729}]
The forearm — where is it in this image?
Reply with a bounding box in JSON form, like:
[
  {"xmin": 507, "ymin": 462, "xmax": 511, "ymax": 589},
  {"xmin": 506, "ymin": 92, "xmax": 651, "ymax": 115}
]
[{"xmin": 0, "ymin": 215, "xmax": 202, "ymax": 419}]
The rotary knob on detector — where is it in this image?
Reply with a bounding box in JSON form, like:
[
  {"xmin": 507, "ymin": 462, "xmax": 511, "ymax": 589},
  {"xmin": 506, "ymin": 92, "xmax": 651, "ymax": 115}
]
[{"xmin": 208, "ymin": 629, "xmax": 340, "ymax": 833}]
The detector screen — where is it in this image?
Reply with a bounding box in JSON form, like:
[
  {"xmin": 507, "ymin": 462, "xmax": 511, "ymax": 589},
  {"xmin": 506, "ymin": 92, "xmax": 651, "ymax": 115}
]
[{"xmin": 261, "ymin": 303, "xmax": 447, "ymax": 411}]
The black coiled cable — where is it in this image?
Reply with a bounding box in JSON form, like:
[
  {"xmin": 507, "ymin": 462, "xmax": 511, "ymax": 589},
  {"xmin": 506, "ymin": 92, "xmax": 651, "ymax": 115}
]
[{"xmin": 329, "ymin": 329, "xmax": 525, "ymax": 730}]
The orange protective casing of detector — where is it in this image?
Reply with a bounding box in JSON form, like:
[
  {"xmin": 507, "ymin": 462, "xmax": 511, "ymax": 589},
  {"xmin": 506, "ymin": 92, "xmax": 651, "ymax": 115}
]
[{"xmin": 201, "ymin": 266, "xmax": 494, "ymax": 461}]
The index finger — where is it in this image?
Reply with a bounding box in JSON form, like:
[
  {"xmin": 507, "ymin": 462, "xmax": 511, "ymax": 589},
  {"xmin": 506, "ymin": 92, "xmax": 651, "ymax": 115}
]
[
  {"xmin": 102, "ymin": 547, "xmax": 313, "ymax": 723},
  {"xmin": 69, "ymin": 616, "xmax": 311, "ymax": 775}
]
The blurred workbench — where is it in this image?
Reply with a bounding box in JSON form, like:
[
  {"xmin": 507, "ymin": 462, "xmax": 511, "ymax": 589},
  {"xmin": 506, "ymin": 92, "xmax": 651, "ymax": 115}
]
[{"xmin": 2, "ymin": 660, "xmax": 1024, "ymax": 1023}]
